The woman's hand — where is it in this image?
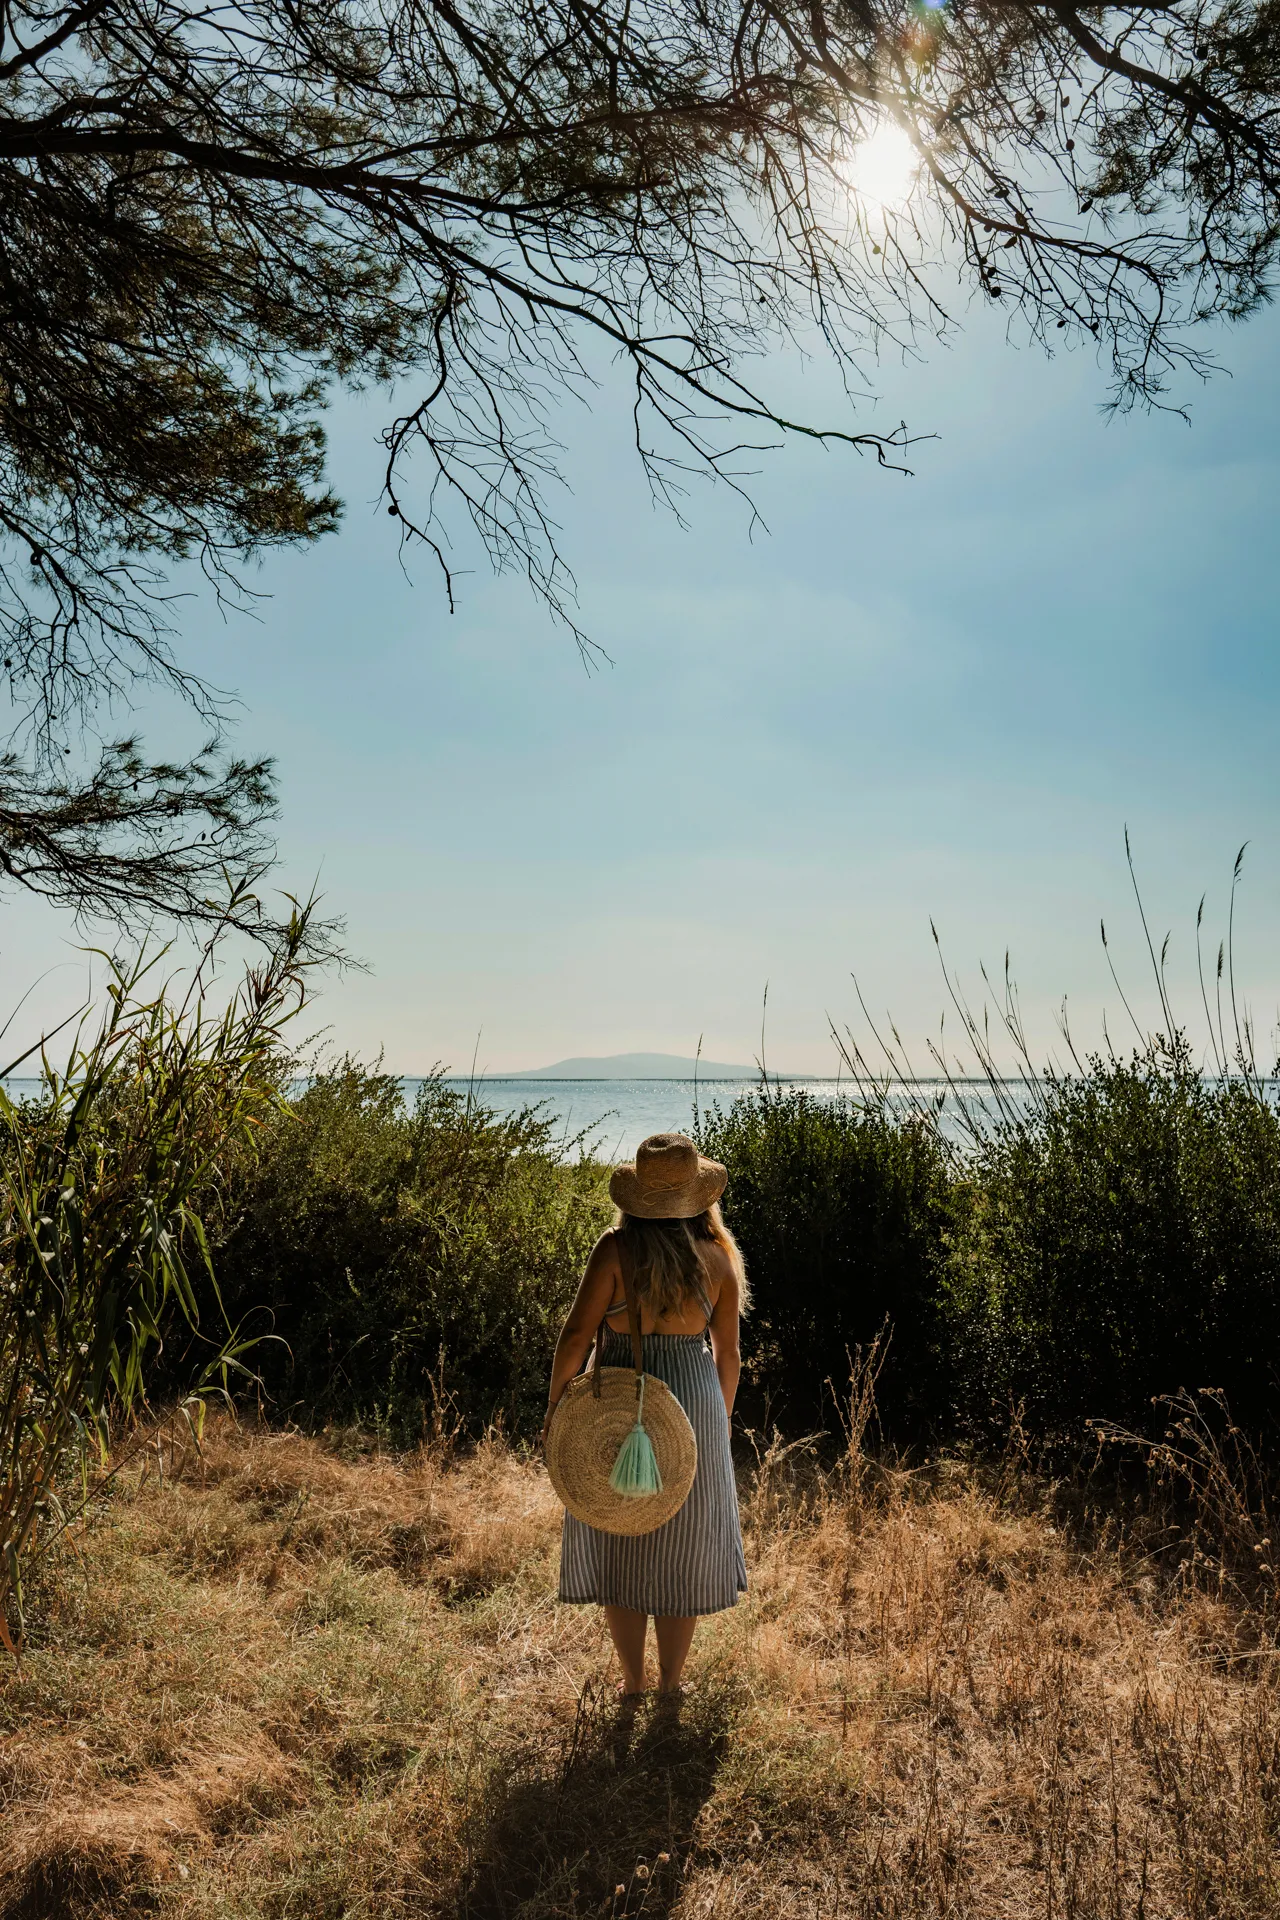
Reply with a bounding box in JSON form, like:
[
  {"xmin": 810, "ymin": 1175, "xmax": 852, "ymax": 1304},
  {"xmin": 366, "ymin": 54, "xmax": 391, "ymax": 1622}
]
[{"xmin": 540, "ymin": 1400, "xmax": 559, "ymax": 1451}]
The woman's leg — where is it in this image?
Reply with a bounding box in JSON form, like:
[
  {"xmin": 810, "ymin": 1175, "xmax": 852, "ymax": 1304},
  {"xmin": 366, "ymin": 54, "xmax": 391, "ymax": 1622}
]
[
  {"xmin": 603, "ymin": 1605, "xmax": 649, "ymax": 1695},
  {"xmin": 653, "ymin": 1614, "xmax": 698, "ymax": 1691}
]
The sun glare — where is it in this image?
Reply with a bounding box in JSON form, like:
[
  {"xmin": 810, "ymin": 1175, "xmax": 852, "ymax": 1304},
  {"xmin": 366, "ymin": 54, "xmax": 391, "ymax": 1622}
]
[{"xmin": 843, "ymin": 122, "xmax": 920, "ymax": 212}]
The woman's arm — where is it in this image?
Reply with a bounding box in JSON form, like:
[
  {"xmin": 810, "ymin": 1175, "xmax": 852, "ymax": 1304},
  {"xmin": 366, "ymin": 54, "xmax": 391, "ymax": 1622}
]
[
  {"xmin": 707, "ymin": 1261, "xmax": 742, "ymax": 1420},
  {"xmin": 540, "ymin": 1233, "xmax": 618, "ymax": 1445}
]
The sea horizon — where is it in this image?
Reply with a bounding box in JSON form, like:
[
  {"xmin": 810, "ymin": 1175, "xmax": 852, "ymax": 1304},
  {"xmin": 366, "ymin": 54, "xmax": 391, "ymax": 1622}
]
[
  {"xmin": 4, "ymin": 1067, "xmax": 1274, "ymax": 1166},
  {"xmin": 426, "ymin": 1069, "xmax": 1280, "ymax": 1160}
]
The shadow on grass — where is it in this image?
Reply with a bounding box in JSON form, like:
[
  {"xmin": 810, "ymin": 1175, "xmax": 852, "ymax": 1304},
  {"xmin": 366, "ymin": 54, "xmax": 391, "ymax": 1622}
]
[{"xmin": 455, "ymin": 1678, "xmax": 733, "ymax": 1920}]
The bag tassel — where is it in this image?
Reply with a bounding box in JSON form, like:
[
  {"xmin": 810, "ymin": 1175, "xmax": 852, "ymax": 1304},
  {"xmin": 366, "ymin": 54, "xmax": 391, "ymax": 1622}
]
[{"xmin": 609, "ymin": 1374, "xmax": 663, "ymax": 1497}]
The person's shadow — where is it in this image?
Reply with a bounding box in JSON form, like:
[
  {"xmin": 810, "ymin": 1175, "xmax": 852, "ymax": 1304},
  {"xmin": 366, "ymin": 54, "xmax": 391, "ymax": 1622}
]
[{"xmin": 454, "ymin": 1680, "xmax": 731, "ymax": 1919}]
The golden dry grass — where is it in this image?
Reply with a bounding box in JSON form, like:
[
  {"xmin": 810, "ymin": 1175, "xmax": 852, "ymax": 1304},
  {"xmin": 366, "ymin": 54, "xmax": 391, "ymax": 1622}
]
[{"xmin": 1, "ymin": 1415, "xmax": 1278, "ymax": 1919}]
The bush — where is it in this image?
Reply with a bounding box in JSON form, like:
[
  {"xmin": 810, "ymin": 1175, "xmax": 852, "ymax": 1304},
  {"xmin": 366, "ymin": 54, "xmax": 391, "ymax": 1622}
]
[
  {"xmin": 951, "ymin": 1044, "xmax": 1280, "ymax": 1444},
  {"xmin": 178, "ymin": 1040, "xmax": 1280, "ymax": 1457},
  {"xmin": 203, "ymin": 1063, "xmax": 612, "ymax": 1438},
  {"xmin": 697, "ymin": 1086, "xmax": 960, "ymax": 1436}
]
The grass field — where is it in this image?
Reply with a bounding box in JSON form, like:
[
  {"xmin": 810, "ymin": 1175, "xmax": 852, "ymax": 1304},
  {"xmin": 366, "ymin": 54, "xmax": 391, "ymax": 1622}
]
[{"xmin": 2, "ymin": 1414, "xmax": 1278, "ymax": 1919}]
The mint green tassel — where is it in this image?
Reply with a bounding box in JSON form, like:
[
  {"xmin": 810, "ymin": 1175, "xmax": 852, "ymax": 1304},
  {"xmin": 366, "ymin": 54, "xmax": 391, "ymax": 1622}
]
[{"xmin": 609, "ymin": 1375, "xmax": 663, "ymax": 1497}]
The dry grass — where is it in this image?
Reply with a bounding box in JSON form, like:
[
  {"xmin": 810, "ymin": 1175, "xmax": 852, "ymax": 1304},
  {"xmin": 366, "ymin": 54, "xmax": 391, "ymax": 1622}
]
[{"xmin": 2, "ymin": 1413, "xmax": 1279, "ymax": 1920}]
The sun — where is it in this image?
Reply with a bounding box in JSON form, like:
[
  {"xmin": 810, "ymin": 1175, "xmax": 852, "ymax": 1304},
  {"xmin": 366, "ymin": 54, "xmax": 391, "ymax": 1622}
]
[{"xmin": 843, "ymin": 122, "xmax": 920, "ymax": 212}]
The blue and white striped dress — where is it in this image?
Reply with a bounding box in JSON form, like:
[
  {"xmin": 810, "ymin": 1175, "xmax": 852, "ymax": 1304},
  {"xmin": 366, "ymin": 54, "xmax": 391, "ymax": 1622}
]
[{"xmin": 558, "ymin": 1329, "xmax": 748, "ymax": 1616}]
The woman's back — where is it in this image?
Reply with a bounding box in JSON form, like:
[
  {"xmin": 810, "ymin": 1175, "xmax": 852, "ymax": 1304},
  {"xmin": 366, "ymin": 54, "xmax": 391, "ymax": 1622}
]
[{"xmin": 600, "ymin": 1228, "xmax": 734, "ymax": 1337}]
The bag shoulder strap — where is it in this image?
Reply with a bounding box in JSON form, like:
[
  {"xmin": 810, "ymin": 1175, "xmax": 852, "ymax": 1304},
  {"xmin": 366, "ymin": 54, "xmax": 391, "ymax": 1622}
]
[
  {"xmin": 589, "ymin": 1230, "xmax": 645, "ymax": 1397},
  {"xmin": 618, "ymin": 1233, "xmax": 644, "ymax": 1376}
]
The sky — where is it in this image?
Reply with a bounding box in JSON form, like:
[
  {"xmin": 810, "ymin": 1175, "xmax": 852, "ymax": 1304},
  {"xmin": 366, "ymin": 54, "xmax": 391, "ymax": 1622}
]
[{"xmin": 3, "ymin": 244, "xmax": 1280, "ymax": 1077}]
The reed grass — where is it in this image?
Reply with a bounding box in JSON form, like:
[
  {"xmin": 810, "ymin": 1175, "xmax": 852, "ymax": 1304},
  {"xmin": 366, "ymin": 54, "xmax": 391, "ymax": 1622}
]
[
  {"xmin": 0, "ymin": 898, "xmax": 316, "ymax": 1632},
  {"xmin": 704, "ymin": 859, "xmax": 1280, "ymax": 1452}
]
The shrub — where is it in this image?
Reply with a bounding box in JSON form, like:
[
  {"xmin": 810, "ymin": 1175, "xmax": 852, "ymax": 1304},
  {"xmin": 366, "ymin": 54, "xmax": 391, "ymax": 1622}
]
[
  {"xmin": 160, "ymin": 1031, "xmax": 1280, "ymax": 1457},
  {"xmin": 697, "ymin": 1086, "xmax": 959, "ymax": 1436},
  {"xmin": 204, "ymin": 1063, "xmax": 612, "ymax": 1438},
  {"xmin": 950, "ymin": 1043, "xmax": 1280, "ymax": 1443}
]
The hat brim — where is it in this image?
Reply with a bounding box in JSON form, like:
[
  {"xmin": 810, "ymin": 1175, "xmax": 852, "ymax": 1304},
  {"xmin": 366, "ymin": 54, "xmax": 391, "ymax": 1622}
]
[{"xmin": 608, "ymin": 1156, "xmax": 727, "ymax": 1219}]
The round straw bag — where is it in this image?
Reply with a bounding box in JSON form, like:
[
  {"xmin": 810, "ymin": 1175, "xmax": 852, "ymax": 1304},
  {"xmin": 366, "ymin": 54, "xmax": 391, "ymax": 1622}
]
[{"xmin": 545, "ymin": 1243, "xmax": 697, "ymax": 1536}]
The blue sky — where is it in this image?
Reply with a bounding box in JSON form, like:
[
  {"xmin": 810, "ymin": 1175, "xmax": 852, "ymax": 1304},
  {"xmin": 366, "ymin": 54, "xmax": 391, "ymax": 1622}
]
[{"xmin": 3, "ymin": 290, "xmax": 1279, "ymax": 1076}]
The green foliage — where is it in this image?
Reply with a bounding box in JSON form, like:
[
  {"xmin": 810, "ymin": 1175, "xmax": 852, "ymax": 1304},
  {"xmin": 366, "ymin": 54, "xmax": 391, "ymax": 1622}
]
[
  {"xmin": 19, "ymin": 978, "xmax": 1276, "ymax": 1491},
  {"xmin": 950, "ymin": 1044, "xmax": 1280, "ymax": 1444},
  {"xmin": 206, "ymin": 1063, "xmax": 612, "ymax": 1439},
  {"xmin": 697, "ymin": 1086, "xmax": 959, "ymax": 1435},
  {"xmin": 695, "ymin": 1056, "xmax": 1280, "ymax": 1452},
  {"xmin": 0, "ymin": 906, "xmax": 314, "ymax": 1628},
  {"xmin": 0, "ymin": 739, "xmax": 305, "ymax": 944}
]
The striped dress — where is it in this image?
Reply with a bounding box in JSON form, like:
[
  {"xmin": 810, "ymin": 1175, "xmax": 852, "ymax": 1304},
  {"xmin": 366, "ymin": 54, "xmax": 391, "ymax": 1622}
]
[{"xmin": 558, "ymin": 1329, "xmax": 748, "ymax": 1616}]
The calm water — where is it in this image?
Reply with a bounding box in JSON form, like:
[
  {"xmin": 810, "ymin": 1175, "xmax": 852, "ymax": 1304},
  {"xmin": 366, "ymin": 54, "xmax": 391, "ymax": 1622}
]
[
  {"xmin": 437, "ymin": 1077, "xmax": 761, "ymax": 1160},
  {"xmin": 433, "ymin": 1076, "xmax": 961, "ymax": 1160},
  {"xmin": 11, "ymin": 1071, "xmax": 1272, "ymax": 1167},
  {"xmin": 0, "ymin": 1071, "xmax": 919, "ymax": 1160},
  {"xmin": 1, "ymin": 1071, "xmax": 775, "ymax": 1160},
  {"xmin": 436, "ymin": 1073, "xmax": 1280, "ymax": 1160},
  {"xmin": 0, "ymin": 1071, "xmax": 765, "ymax": 1160}
]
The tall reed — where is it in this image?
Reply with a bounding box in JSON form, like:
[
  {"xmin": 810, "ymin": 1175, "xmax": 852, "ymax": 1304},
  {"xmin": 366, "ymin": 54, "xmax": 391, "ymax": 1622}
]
[
  {"xmin": 814, "ymin": 846, "xmax": 1280, "ymax": 1449},
  {"xmin": 0, "ymin": 897, "xmax": 315, "ymax": 1636}
]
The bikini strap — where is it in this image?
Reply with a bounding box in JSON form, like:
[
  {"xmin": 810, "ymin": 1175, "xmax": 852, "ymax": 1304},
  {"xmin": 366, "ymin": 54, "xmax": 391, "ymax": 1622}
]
[{"xmin": 692, "ymin": 1272, "xmax": 715, "ymax": 1326}]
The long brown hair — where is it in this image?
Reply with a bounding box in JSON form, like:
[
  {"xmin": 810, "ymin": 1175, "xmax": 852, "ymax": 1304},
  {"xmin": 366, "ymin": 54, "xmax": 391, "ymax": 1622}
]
[{"xmin": 614, "ymin": 1203, "xmax": 749, "ymax": 1320}]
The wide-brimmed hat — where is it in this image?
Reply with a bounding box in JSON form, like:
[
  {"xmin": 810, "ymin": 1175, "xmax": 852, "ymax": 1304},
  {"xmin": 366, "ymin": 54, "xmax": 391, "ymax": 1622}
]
[{"xmin": 609, "ymin": 1132, "xmax": 727, "ymax": 1220}]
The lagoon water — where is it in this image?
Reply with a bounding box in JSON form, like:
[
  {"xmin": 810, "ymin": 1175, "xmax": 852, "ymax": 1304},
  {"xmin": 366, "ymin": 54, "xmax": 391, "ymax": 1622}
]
[
  {"xmin": 437, "ymin": 1076, "xmax": 765, "ymax": 1160},
  {"xmin": 28, "ymin": 1068, "xmax": 1265, "ymax": 1165},
  {"xmin": 434, "ymin": 1075, "xmax": 964, "ymax": 1160},
  {"xmin": 1, "ymin": 1069, "xmax": 929, "ymax": 1160},
  {"xmin": 11, "ymin": 1069, "xmax": 1273, "ymax": 1164},
  {"xmin": 0, "ymin": 1071, "xmax": 1026, "ymax": 1161}
]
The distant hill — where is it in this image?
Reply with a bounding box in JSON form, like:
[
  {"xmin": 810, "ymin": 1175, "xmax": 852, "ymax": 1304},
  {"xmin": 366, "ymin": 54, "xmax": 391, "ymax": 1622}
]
[{"xmin": 503, "ymin": 1051, "xmax": 762, "ymax": 1080}]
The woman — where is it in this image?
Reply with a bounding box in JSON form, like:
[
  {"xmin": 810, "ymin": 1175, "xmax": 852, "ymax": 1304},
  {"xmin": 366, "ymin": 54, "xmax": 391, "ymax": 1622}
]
[{"xmin": 542, "ymin": 1132, "xmax": 748, "ymax": 1696}]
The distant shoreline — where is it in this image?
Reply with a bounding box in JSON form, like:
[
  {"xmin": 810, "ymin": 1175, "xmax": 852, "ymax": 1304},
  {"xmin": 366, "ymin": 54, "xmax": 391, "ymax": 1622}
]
[
  {"xmin": 440, "ymin": 1074, "xmax": 1080, "ymax": 1087},
  {"xmin": 444, "ymin": 1074, "xmax": 779, "ymax": 1084},
  {"xmin": 437, "ymin": 1072, "xmax": 1280, "ymax": 1087}
]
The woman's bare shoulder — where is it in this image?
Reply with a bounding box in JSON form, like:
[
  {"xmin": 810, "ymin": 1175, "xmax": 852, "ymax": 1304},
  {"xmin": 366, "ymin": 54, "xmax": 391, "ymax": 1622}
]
[
  {"xmin": 701, "ymin": 1238, "xmax": 738, "ymax": 1289},
  {"xmin": 586, "ymin": 1227, "xmax": 624, "ymax": 1277}
]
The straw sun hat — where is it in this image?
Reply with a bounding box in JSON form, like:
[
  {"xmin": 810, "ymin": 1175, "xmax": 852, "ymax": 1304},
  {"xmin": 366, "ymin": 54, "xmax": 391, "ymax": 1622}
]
[{"xmin": 608, "ymin": 1132, "xmax": 727, "ymax": 1219}]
